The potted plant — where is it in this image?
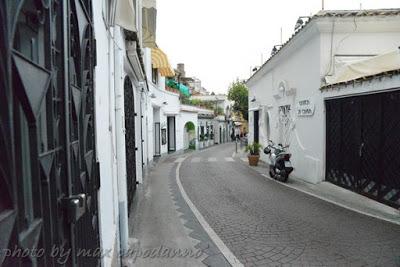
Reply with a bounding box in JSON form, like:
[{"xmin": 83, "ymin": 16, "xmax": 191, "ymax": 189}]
[{"xmin": 245, "ymin": 142, "xmax": 262, "ymax": 166}]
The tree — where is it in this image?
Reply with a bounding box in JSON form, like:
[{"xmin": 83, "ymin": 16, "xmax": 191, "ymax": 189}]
[{"xmin": 228, "ymin": 81, "xmax": 248, "ymax": 121}]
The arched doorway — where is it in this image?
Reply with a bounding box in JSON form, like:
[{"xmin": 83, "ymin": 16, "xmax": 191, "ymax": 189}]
[
  {"xmin": 124, "ymin": 77, "xmax": 136, "ymax": 213},
  {"xmin": 184, "ymin": 121, "xmax": 196, "ymax": 150}
]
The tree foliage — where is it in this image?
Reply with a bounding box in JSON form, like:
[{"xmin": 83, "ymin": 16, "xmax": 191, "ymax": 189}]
[
  {"xmin": 180, "ymin": 96, "xmax": 223, "ymax": 116},
  {"xmin": 228, "ymin": 81, "xmax": 248, "ymax": 121},
  {"xmin": 185, "ymin": 121, "xmax": 195, "ymax": 132}
]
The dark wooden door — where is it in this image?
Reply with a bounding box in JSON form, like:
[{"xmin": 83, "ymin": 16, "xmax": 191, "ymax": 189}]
[
  {"xmin": 154, "ymin": 123, "xmax": 161, "ymax": 156},
  {"xmin": 326, "ymin": 90, "xmax": 400, "ymax": 208},
  {"xmin": 254, "ymin": 110, "xmax": 259, "ymax": 143},
  {"xmin": 124, "ymin": 77, "xmax": 137, "ymax": 214},
  {"xmin": 167, "ymin": 116, "xmax": 176, "ymax": 152}
]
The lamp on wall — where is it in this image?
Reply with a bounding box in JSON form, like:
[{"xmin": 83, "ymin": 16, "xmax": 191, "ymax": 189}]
[
  {"xmin": 294, "ymin": 16, "xmax": 311, "ymax": 31},
  {"xmin": 271, "ymin": 45, "xmax": 283, "ymax": 56},
  {"xmin": 251, "ymin": 97, "xmax": 256, "ymax": 102},
  {"xmin": 163, "ymin": 101, "xmax": 168, "ymax": 105}
]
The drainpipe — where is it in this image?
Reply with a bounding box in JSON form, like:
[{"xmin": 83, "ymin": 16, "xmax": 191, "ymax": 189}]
[
  {"xmin": 113, "ymin": 26, "xmax": 129, "ymax": 254},
  {"xmin": 140, "ymin": 89, "xmax": 145, "ymax": 172}
]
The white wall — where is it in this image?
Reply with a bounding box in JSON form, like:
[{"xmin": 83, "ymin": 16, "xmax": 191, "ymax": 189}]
[
  {"xmin": 93, "ymin": 1, "xmax": 119, "ymax": 266},
  {"xmin": 94, "ymin": 0, "xmax": 149, "ymax": 264},
  {"xmin": 214, "ymin": 119, "xmax": 229, "ymax": 144},
  {"xmin": 143, "ymin": 48, "xmax": 198, "ymax": 155},
  {"xmin": 247, "ymin": 16, "xmax": 400, "ymax": 184},
  {"xmin": 131, "ymin": 81, "xmax": 144, "ymax": 183},
  {"xmin": 198, "ymin": 118, "xmax": 215, "ymax": 147},
  {"xmin": 147, "ymin": 97, "xmax": 154, "ymax": 161},
  {"xmin": 176, "ymin": 112, "xmax": 198, "ymax": 151},
  {"xmin": 248, "ymin": 27, "xmax": 322, "ymax": 183}
]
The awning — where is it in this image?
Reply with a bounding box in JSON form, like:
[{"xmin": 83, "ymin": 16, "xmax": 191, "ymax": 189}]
[
  {"xmin": 151, "ymin": 48, "xmax": 175, "ymax": 77},
  {"xmin": 325, "ymin": 50, "xmax": 400, "ymax": 85},
  {"xmin": 142, "ymin": 0, "xmax": 157, "ymax": 48},
  {"xmin": 115, "ymin": 0, "xmax": 137, "ymax": 32},
  {"xmin": 166, "ymin": 79, "xmax": 190, "ymax": 96}
]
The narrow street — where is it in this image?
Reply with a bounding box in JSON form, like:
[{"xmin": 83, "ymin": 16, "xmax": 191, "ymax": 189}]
[
  {"xmin": 177, "ymin": 143, "xmax": 400, "ymax": 266},
  {"xmin": 2, "ymin": 2, "xmax": 400, "ymax": 267}
]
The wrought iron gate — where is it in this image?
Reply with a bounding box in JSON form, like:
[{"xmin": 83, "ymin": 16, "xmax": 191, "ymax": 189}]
[
  {"xmin": 0, "ymin": 1, "xmax": 100, "ymax": 266},
  {"xmin": 326, "ymin": 90, "xmax": 400, "ymax": 208},
  {"xmin": 124, "ymin": 77, "xmax": 137, "ymax": 214}
]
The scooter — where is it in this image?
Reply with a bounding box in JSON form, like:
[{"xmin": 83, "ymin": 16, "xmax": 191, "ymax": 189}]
[{"xmin": 263, "ymin": 140, "xmax": 293, "ymax": 182}]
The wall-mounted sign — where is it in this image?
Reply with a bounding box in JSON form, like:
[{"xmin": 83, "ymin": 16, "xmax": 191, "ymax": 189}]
[{"xmin": 297, "ymin": 99, "xmax": 315, "ymax": 117}]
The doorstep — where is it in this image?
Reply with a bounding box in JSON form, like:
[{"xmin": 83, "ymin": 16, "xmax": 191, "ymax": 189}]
[{"xmin": 236, "ymin": 150, "xmax": 400, "ymax": 226}]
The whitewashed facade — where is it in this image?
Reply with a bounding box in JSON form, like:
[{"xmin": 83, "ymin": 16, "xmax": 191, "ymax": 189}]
[
  {"xmin": 191, "ymin": 95, "xmax": 234, "ymax": 144},
  {"xmin": 143, "ymin": 48, "xmax": 201, "ymax": 155},
  {"xmin": 92, "ymin": 1, "xmax": 239, "ymax": 264},
  {"xmin": 93, "ymin": 0, "xmax": 147, "ymax": 265},
  {"xmin": 247, "ymin": 10, "xmax": 400, "ymax": 185}
]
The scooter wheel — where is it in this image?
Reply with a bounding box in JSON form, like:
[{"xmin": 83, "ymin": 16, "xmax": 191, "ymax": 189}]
[{"xmin": 279, "ymin": 171, "xmax": 287, "ymax": 182}]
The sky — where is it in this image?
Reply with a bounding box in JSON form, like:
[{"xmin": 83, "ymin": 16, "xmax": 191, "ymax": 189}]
[{"xmin": 157, "ymin": 0, "xmax": 399, "ymax": 94}]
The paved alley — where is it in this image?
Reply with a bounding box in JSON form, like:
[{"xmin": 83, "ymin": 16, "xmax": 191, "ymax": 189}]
[
  {"xmin": 178, "ymin": 144, "xmax": 400, "ymax": 267},
  {"xmin": 129, "ymin": 155, "xmax": 231, "ymax": 266}
]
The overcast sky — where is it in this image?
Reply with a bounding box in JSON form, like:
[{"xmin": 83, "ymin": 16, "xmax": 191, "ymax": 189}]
[{"xmin": 157, "ymin": 0, "xmax": 398, "ymax": 94}]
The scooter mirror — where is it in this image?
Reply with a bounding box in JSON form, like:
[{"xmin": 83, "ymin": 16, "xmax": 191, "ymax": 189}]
[
  {"xmin": 268, "ymin": 140, "xmax": 274, "ymax": 145},
  {"xmin": 263, "ymin": 147, "xmax": 271, "ymax": 154}
]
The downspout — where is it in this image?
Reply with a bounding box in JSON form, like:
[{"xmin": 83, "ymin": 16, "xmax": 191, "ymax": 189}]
[
  {"xmin": 140, "ymin": 89, "xmax": 144, "ymax": 172},
  {"xmin": 113, "ymin": 26, "xmax": 129, "ymax": 254},
  {"xmin": 125, "ymin": 30, "xmax": 148, "ymax": 177}
]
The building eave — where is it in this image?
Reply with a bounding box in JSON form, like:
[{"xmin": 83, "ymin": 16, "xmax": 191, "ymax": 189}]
[
  {"xmin": 246, "ymin": 8, "xmax": 400, "ymax": 87},
  {"xmin": 320, "ymin": 69, "xmax": 400, "ymax": 91}
]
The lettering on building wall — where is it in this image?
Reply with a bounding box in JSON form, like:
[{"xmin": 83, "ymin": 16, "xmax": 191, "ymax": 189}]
[{"xmin": 297, "ymin": 99, "xmax": 315, "ymax": 117}]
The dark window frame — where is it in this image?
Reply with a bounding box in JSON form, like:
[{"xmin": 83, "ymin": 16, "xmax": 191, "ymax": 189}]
[{"xmin": 152, "ymin": 68, "xmax": 158, "ymax": 85}]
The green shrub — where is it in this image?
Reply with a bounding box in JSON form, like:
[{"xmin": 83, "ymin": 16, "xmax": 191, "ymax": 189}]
[{"xmin": 245, "ymin": 142, "xmax": 262, "ymax": 155}]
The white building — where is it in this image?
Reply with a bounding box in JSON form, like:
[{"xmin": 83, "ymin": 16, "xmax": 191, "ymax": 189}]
[
  {"xmin": 191, "ymin": 94, "xmax": 234, "ymax": 144},
  {"xmin": 93, "ymin": 0, "xmax": 241, "ymax": 264},
  {"xmin": 188, "ymin": 77, "xmax": 203, "ymax": 93},
  {"xmin": 143, "ymin": 48, "xmax": 201, "ymax": 155},
  {"xmin": 0, "ymin": 1, "xmax": 230, "ymax": 266},
  {"xmin": 247, "ymin": 9, "xmax": 400, "ymax": 208},
  {"xmin": 93, "ymin": 0, "xmax": 149, "ymax": 265},
  {"xmin": 191, "ymin": 94, "xmax": 232, "ymax": 112}
]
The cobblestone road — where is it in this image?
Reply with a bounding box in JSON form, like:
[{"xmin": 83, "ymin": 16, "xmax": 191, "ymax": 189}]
[{"xmin": 179, "ymin": 144, "xmax": 400, "ymax": 267}]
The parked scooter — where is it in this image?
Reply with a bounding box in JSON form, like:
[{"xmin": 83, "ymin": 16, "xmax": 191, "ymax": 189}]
[{"xmin": 263, "ymin": 140, "xmax": 293, "ymax": 182}]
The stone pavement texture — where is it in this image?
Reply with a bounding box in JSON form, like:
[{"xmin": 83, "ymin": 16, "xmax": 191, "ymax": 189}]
[
  {"xmin": 235, "ymin": 148, "xmax": 400, "ymax": 226},
  {"xmin": 180, "ymin": 143, "xmax": 400, "ymax": 267},
  {"xmin": 129, "ymin": 154, "xmax": 230, "ymax": 267}
]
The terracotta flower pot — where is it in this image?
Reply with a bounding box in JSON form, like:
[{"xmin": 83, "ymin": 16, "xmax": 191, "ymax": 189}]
[{"xmin": 248, "ymin": 154, "xmax": 260, "ymax": 166}]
